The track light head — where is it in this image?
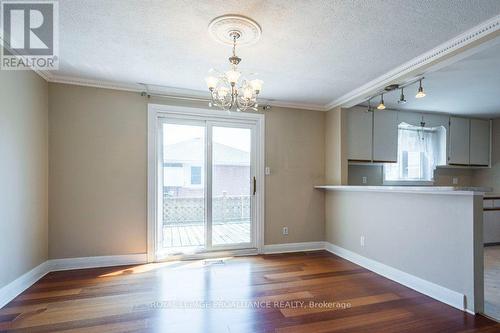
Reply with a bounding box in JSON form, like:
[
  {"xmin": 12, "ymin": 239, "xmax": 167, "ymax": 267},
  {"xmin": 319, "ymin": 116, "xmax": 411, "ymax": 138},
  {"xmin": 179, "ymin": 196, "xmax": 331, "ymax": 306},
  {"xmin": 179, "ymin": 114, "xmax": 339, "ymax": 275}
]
[
  {"xmin": 377, "ymin": 94, "xmax": 386, "ymax": 110},
  {"xmin": 416, "ymin": 79, "xmax": 426, "ymax": 98},
  {"xmin": 398, "ymin": 88, "xmax": 407, "ymax": 104}
]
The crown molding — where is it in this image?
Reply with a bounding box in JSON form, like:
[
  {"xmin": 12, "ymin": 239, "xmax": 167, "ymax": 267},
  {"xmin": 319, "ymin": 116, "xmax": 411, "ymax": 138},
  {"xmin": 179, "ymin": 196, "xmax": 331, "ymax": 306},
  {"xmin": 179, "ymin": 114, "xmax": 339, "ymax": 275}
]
[
  {"xmin": 326, "ymin": 14, "xmax": 500, "ymax": 110},
  {"xmin": 46, "ymin": 74, "xmax": 328, "ymax": 111}
]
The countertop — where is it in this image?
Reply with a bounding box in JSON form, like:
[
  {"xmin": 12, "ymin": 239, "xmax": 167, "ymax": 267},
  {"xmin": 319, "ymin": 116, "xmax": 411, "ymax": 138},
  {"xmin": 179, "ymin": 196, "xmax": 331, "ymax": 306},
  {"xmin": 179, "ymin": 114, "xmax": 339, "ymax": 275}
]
[{"xmin": 314, "ymin": 185, "xmax": 492, "ymax": 195}]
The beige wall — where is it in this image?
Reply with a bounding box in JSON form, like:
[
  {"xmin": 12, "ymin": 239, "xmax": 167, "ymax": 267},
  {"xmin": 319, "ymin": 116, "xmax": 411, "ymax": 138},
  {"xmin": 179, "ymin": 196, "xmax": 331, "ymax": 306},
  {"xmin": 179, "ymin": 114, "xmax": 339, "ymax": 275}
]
[
  {"xmin": 48, "ymin": 83, "xmax": 326, "ymax": 258},
  {"xmin": 265, "ymin": 106, "xmax": 325, "ymax": 244},
  {"xmin": 325, "ymin": 108, "xmax": 341, "ymax": 184},
  {"xmin": 473, "ymin": 118, "xmax": 500, "ymax": 193},
  {"xmin": 0, "ymin": 70, "xmax": 48, "ymax": 289}
]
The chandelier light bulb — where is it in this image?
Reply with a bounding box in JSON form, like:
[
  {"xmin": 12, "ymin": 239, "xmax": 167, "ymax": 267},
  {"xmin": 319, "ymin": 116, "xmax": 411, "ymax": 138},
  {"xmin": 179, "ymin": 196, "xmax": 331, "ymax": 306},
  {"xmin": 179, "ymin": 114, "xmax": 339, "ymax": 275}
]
[
  {"xmin": 225, "ymin": 70, "xmax": 241, "ymax": 84},
  {"xmin": 377, "ymin": 94, "xmax": 386, "ymax": 110},
  {"xmin": 205, "ymin": 76, "xmax": 218, "ymax": 89},
  {"xmin": 250, "ymin": 79, "xmax": 263, "ymax": 92},
  {"xmin": 416, "ymin": 79, "xmax": 426, "ymax": 98},
  {"xmin": 218, "ymin": 86, "xmax": 229, "ymax": 97},
  {"xmin": 243, "ymin": 87, "xmax": 253, "ymax": 99}
]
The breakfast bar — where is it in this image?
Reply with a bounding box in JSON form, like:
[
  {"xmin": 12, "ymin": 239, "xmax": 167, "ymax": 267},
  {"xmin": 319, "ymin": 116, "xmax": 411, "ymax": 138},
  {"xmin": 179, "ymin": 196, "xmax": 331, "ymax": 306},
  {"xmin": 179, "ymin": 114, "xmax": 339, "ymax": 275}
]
[{"xmin": 316, "ymin": 185, "xmax": 489, "ymax": 314}]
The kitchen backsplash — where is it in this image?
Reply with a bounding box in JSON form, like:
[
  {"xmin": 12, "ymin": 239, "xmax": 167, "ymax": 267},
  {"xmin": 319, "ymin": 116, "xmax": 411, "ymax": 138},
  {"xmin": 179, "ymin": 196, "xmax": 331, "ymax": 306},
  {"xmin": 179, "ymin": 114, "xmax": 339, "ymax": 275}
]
[{"xmin": 348, "ymin": 164, "xmax": 473, "ymax": 186}]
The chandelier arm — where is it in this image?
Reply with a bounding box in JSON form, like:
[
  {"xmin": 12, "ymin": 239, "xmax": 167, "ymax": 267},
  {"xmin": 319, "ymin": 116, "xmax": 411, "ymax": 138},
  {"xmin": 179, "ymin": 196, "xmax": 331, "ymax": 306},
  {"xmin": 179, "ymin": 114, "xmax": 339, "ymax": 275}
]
[{"xmin": 229, "ymin": 84, "xmax": 236, "ymax": 110}]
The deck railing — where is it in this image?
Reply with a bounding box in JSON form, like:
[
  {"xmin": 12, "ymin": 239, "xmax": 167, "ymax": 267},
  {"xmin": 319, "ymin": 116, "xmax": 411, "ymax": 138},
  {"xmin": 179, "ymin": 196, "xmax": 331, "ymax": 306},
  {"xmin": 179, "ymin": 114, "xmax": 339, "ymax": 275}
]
[{"xmin": 163, "ymin": 194, "xmax": 250, "ymax": 225}]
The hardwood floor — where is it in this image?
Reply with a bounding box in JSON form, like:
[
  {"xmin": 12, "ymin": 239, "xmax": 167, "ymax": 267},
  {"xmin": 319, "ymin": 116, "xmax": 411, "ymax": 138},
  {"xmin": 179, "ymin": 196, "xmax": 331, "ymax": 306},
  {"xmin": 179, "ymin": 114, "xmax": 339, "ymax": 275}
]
[
  {"xmin": 484, "ymin": 245, "xmax": 500, "ymax": 321},
  {"xmin": 1, "ymin": 251, "xmax": 499, "ymax": 332}
]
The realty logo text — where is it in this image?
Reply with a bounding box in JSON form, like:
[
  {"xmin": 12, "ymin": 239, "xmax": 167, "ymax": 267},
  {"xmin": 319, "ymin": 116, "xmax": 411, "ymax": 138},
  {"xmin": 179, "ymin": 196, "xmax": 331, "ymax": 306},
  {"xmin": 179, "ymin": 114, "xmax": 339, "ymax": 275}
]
[{"xmin": 1, "ymin": 0, "xmax": 58, "ymax": 70}]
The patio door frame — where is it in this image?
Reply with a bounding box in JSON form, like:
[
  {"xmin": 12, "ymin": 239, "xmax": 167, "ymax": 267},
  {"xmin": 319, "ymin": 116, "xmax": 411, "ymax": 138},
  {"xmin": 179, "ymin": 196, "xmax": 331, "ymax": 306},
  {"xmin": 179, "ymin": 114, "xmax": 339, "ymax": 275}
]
[{"xmin": 147, "ymin": 104, "xmax": 265, "ymax": 262}]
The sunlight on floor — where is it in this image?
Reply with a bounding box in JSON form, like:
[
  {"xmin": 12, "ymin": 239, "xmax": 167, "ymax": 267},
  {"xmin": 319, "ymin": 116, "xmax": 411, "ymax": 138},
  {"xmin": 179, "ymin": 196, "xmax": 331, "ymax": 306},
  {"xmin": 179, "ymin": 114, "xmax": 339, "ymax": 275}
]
[{"xmin": 98, "ymin": 257, "xmax": 235, "ymax": 277}]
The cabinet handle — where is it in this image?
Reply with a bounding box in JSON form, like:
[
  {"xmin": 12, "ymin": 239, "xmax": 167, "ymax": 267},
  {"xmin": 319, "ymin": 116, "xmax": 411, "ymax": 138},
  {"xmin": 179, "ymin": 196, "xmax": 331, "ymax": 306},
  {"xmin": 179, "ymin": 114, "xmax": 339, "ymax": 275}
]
[{"xmin": 253, "ymin": 176, "xmax": 257, "ymax": 195}]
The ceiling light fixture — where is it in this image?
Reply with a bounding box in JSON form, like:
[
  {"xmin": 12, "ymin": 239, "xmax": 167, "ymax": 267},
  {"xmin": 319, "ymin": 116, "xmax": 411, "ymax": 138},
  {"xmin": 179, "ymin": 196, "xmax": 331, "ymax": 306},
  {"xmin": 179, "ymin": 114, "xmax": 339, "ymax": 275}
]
[
  {"xmin": 205, "ymin": 15, "xmax": 263, "ymax": 112},
  {"xmin": 415, "ymin": 79, "xmax": 426, "ymax": 98},
  {"xmin": 398, "ymin": 88, "xmax": 407, "ymax": 104},
  {"xmin": 377, "ymin": 94, "xmax": 386, "ymax": 110}
]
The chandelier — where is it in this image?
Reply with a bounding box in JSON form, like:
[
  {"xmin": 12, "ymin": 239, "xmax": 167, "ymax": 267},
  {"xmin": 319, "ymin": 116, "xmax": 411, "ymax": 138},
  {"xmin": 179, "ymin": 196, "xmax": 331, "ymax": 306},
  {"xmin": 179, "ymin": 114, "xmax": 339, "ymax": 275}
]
[{"xmin": 204, "ymin": 15, "xmax": 263, "ymax": 112}]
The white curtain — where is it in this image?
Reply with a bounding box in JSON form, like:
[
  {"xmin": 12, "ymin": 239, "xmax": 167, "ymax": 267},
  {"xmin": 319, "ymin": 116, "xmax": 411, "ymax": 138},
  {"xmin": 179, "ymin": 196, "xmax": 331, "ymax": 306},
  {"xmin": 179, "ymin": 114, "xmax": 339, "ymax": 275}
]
[{"xmin": 385, "ymin": 125, "xmax": 440, "ymax": 181}]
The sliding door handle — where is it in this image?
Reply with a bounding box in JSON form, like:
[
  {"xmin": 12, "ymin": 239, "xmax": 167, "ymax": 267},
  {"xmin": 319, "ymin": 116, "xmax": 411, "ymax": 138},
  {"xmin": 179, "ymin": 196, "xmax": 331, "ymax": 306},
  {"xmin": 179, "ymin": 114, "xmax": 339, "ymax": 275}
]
[{"xmin": 253, "ymin": 176, "xmax": 257, "ymax": 195}]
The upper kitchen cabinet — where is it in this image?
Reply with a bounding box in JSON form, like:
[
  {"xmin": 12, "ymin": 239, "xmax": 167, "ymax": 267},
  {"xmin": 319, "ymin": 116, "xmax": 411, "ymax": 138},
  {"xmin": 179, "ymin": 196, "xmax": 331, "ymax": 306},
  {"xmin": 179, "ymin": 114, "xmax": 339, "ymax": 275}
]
[
  {"xmin": 346, "ymin": 107, "xmax": 373, "ymax": 161},
  {"xmin": 448, "ymin": 116, "xmax": 470, "ymax": 165},
  {"xmin": 448, "ymin": 117, "xmax": 491, "ymax": 166},
  {"xmin": 373, "ymin": 110, "xmax": 398, "ymax": 162},
  {"xmin": 469, "ymin": 119, "xmax": 490, "ymax": 166}
]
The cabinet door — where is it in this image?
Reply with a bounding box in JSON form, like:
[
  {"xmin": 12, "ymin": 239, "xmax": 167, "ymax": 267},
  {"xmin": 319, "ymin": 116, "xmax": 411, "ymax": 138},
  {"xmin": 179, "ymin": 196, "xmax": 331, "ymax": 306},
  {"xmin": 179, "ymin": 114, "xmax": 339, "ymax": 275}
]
[
  {"xmin": 373, "ymin": 110, "xmax": 398, "ymax": 163},
  {"xmin": 346, "ymin": 107, "xmax": 373, "ymax": 161},
  {"xmin": 470, "ymin": 119, "xmax": 490, "ymax": 166},
  {"xmin": 448, "ymin": 117, "xmax": 470, "ymax": 165}
]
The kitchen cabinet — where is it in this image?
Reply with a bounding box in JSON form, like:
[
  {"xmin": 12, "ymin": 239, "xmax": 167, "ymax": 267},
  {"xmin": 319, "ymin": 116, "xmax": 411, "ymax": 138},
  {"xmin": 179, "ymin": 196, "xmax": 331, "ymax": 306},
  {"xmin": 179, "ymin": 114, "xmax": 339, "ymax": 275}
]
[
  {"xmin": 469, "ymin": 119, "xmax": 490, "ymax": 166},
  {"xmin": 448, "ymin": 116, "xmax": 470, "ymax": 165},
  {"xmin": 373, "ymin": 110, "xmax": 398, "ymax": 162},
  {"xmin": 346, "ymin": 107, "xmax": 373, "ymax": 161},
  {"xmin": 448, "ymin": 117, "xmax": 490, "ymax": 166}
]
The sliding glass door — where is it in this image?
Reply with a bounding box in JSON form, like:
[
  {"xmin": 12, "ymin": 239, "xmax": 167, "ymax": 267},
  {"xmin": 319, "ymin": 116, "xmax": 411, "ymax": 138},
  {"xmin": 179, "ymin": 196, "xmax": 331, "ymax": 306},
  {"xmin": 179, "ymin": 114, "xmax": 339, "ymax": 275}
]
[
  {"xmin": 156, "ymin": 117, "xmax": 255, "ymax": 258},
  {"xmin": 210, "ymin": 124, "xmax": 253, "ymax": 249}
]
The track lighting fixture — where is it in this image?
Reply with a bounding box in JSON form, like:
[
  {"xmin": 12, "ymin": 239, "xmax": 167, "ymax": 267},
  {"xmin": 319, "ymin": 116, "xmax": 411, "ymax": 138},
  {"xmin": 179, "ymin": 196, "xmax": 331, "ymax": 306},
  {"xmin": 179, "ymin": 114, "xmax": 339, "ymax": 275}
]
[
  {"xmin": 416, "ymin": 79, "xmax": 426, "ymax": 98},
  {"xmin": 398, "ymin": 88, "xmax": 407, "ymax": 104},
  {"xmin": 377, "ymin": 94, "xmax": 386, "ymax": 110}
]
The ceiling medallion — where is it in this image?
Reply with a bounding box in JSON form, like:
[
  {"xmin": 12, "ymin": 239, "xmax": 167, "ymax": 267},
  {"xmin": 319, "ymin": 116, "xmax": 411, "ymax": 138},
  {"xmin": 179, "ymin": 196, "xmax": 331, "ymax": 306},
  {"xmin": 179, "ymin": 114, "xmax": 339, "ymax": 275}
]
[{"xmin": 205, "ymin": 15, "xmax": 263, "ymax": 112}]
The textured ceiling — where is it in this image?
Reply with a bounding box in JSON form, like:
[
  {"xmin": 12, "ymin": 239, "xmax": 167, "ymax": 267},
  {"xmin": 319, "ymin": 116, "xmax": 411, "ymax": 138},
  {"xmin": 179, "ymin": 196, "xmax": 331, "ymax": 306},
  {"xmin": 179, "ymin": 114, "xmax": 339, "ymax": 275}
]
[
  {"xmin": 363, "ymin": 38, "xmax": 500, "ymax": 117},
  {"xmin": 54, "ymin": 0, "xmax": 500, "ymax": 108}
]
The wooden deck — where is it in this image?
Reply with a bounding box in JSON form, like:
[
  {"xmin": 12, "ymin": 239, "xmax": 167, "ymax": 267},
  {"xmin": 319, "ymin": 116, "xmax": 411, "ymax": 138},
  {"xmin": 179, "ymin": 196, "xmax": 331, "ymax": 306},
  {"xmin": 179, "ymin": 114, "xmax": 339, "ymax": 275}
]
[
  {"xmin": 1, "ymin": 251, "xmax": 499, "ymax": 332},
  {"xmin": 162, "ymin": 222, "xmax": 250, "ymax": 248}
]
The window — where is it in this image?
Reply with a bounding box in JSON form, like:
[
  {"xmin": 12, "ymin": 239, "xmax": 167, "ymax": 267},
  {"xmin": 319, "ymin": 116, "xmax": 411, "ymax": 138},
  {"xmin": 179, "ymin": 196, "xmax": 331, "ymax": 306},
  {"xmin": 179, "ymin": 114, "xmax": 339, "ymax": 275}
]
[
  {"xmin": 384, "ymin": 124, "xmax": 445, "ymax": 183},
  {"xmin": 190, "ymin": 166, "xmax": 202, "ymax": 185}
]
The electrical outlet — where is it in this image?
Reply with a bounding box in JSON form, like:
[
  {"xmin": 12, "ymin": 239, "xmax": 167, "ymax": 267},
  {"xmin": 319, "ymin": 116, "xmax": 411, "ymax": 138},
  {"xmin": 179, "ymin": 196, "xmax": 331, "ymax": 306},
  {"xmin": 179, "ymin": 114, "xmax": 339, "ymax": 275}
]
[
  {"xmin": 360, "ymin": 235, "xmax": 365, "ymax": 247},
  {"xmin": 282, "ymin": 227, "xmax": 289, "ymax": 236},
  {"xmin": 362, "ymin": 176, "xmax": 367, "ymax": 184},
  {"xmin": 265, "ymin": 166, "xmax": 271, "ymax": 175},
  {"xmin": 452, "ymin": 177, "xmax": 458, "ymax": 185}
]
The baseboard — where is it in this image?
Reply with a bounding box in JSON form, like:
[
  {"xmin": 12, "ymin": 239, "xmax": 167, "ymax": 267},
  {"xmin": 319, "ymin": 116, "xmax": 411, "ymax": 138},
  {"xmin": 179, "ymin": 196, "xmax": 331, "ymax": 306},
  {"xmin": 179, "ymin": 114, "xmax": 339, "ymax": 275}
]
[
  {"xmin": 0, "ymin": 253, "xmax": 148, "ymax": 309},
  {"xmin": 0, "ymin": 261, "xmax": 51, "ymax": 308},
  {"xmin": 1, "ymin": 246, "xmax": 470, "ymax": 314},
  {"xmin": 48, "ymin": 253, "xmax": 148, "ymax": 271},
  {"xmin": 262, "ymin": 241, "xmax": 325, "ymax": 254},
  {"xmin": 323, "ymin": 242, "xmax": 466, "ymax": 312}
]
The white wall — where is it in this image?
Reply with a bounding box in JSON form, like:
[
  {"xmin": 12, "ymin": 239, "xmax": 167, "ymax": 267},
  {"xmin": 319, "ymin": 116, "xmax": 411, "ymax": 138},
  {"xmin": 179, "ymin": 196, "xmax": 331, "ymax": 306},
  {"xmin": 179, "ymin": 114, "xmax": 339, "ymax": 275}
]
[{"xmin": 0, "ymin": 70, "xmax": 48, "ymax": 289}]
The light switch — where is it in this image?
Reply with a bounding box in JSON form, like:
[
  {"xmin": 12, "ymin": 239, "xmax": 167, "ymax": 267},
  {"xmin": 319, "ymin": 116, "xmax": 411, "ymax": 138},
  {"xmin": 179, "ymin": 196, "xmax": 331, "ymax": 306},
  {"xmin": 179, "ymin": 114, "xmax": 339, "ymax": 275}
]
[{"xmin": 265, "ymin": 167, "xmax": 271, "ymax": 175}]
